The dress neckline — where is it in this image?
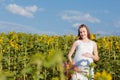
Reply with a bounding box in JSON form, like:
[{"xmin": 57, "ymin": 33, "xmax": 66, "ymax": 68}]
[{"xmin": 79, "ymin": 40, "xmax": 91, "ymax": 44}]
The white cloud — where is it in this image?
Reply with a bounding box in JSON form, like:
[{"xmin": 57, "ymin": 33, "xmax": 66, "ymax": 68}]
[
  {"xmin": 72, "ymin": 23, "xmax": 81, "ymax": 28},
  {"xmin": 97, "ymin": 31, "xmax": 110, "ymax": 35},
  {"xmin": 0, "ymin": 21, "xmax": 38, "ymax": 33},
  {"xmin": 60, "ymin": 10, "xmax": 100, "ymax": 23},
  {"xmin": 0, "ymin": 21, "xmax": 56, "ymax": 35},
  {"xmin": 25, "ymin": 5, "xmax": 38, "ymax": 13},
  {"xmin": 6, "ymin": 4, "xmax": 39, "ymax": 18},
  {"xmin": 112, "ymin": 30, "xmax": 120, "ymax": 35}
]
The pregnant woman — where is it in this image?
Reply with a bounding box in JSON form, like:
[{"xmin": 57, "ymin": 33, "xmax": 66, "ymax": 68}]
[{"xmin": 68, "ymin": 24, "xmax": 99, "ymax": 80}]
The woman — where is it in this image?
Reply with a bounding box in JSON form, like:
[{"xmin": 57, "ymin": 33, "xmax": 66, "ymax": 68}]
[{"xmin": 68, "ymin": 24, "xmax": 99, "ymax": 80}]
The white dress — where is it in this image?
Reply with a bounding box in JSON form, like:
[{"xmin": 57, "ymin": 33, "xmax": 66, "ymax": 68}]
[{"xmin": 71, "ymin": 40, "xmax": 95, "ymax": 80}]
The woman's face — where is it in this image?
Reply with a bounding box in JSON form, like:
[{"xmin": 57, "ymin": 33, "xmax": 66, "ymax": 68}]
[{"xmin": 79, "ymin": 27, "xmax": 88, "ymax": 39}]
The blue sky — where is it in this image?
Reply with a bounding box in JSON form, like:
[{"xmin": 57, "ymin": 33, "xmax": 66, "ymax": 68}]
[{"xmin": 0, "ymin": 0, "xmax": 120, "ymax": 36}]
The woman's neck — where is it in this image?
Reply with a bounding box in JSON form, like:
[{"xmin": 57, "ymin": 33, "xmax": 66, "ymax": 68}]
[{"xmin": 82, "ymin": 38, "xmax": 90, "ymax": 43}]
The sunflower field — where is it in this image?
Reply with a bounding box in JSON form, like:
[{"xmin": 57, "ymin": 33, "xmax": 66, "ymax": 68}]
[{"xmin": 0, "ymin": 32, "xmax": 119, "ymax": 80}]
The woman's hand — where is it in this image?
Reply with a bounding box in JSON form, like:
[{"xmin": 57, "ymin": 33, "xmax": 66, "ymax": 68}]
[
  {"xmin": 71, "ymin": 65, "xmax": 81, "ymax": 73},
  {"xmin": 70, "ymin": 61, "xmax": 75, "ymax": 66}
]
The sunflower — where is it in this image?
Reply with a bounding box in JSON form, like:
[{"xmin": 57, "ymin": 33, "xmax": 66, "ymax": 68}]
[{"xmin": 94, "ymin": 70, "xmax": 112, "ymax": 80}]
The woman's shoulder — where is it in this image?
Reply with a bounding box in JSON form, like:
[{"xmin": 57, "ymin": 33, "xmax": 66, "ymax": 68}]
[
  {"xmin": 74, "ymin": 39, "xmax": 81, "ymax": 43},
  {"xmin": 90, "ymin": 40, "xmax": 97, "ymax": 45},
  {"xmin": 72, "ymin": 40, "xmax": 81, "ymax": 45}
]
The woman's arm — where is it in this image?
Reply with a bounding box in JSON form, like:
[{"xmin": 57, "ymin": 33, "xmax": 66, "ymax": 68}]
[
  {"xmin": 68, "ymin": 41, "xmax": 77, "ymax": 65},
  {"xmin": 92, "ymin": 42, "xmax": 99, "ymax": 61}
]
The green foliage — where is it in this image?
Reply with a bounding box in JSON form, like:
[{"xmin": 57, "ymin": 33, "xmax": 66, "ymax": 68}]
[{"xmin": 0, "ymin": 32, "xmax": 119, "ymax": 80}]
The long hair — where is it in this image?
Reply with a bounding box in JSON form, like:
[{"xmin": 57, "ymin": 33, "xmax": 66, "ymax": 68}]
[{"xmin": 76, "ymin": 24, "xmax": 91, "ymax": 40}]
